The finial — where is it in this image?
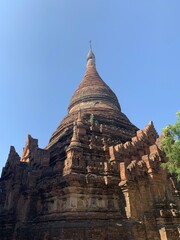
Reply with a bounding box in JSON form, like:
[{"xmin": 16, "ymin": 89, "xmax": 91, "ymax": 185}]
[{"xmin": 87, "ymin": 41, "xmax": 95, "ymax": 64}]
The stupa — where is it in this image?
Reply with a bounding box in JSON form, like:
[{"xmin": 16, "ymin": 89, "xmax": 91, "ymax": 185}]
[{"xmin": 0, "ymin": 48, "xmax": 179, "ymax": 240}]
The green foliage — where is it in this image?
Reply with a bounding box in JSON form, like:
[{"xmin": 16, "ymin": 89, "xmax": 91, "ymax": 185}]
[
  {"xmin": 89, "ymin": 114, "xmax": 94, "ymax": 123},
  {"xmin": 161, "ymin": 111, "xmax": 180, "ymax": 181}
]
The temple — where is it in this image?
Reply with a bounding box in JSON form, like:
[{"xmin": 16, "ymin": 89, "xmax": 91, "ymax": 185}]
[{"xmin": 0, "ymin": 49, "xmax": 179, "ymax": 240}]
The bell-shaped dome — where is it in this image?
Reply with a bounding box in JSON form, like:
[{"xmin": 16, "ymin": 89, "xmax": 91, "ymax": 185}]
[
  {"xmin": 47, "ymin": 49, "xmax": 138, "ymax": 149},
  {"xmin": 68, "ymin": 50, "xmax": 121, "ymax": 113}
]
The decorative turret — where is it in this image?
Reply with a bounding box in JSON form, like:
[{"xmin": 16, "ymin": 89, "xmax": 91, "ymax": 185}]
[
  {"xmin": 20, "ymin": 134, "xmax": 50, "ymax": 167},
  {"xmin": 1, "ymin": 146, "xmax": 20, "ymax": 177},
  {"xmin": 69, "ymin": 121, "xmax": 81, "ymax": 148}
]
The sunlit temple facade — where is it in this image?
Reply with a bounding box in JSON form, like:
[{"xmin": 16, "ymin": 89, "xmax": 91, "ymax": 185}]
[{"xmin": 0, "ymin": 49, "xmax": 179, "ymax": 240}]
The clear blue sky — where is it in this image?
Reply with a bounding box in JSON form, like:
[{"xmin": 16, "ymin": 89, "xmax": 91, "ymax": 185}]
[{"xmin": 0, "ymin": 0, "xmax": 180, "ymax": 173}]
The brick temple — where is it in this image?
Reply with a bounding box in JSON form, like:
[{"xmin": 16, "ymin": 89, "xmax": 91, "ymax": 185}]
[{"xmin": 0, "ymin": 49, "xmax": 180, "ymax": 240}]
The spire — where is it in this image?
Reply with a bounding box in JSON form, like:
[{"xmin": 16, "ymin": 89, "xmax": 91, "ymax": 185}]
[
  {"xmin": 68, "ymin": 44, "xmax": 121, "ymax": 114},
  {"xmin": 87, "ymin": 40, "xmax": 95, "ymax": 64}
]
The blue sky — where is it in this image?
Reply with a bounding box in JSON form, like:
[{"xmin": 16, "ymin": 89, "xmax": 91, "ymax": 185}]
[{"xmin": 0, "ymin": 0, "xmax": 180, "ymax": 173}]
